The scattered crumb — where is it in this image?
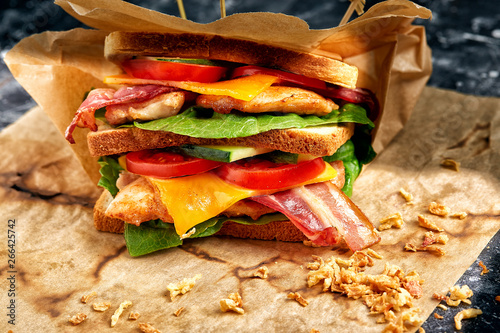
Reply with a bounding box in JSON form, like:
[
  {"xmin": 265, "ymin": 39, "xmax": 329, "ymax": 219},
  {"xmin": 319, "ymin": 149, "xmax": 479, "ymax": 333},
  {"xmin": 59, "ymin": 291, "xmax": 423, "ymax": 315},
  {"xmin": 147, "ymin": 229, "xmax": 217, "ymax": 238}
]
[
  {"xmin": 422, "ymin": 231, "xmax": 449, "ymax": 246},
  {"xmin": 303, "ymin": 240, "xmax": 321, "ymax": 247},
  {"xmin": 366, "ymin": 248, "xmax": 383, "ymax": 259},
  {"xmin": 441, "ymin": 158, "xmax": 460, "ymax": 172},
  {"xmin": 93, "ymin": 301, "xmax": 111, "ymax": 312},
  {"xmin": 306, "ymin": 252, "xmax": 424, "ymax": 331},
  {"xmin": 253, "ymin": 266, "xmax": 269, "ymax": 279},
  {"xmin": 310, "ymin": 329, "xmax": 320, "ymax": 333},
  {"xmin": 69, "ymin": 313, "xmax": 87, "ymax": 326},
  {"xmin": 129, "ymin": 312, "xmax": 141, "ymax": 320},
  {"xmin": 81, "ymin": 291, "xmax": 97, "ymax": 304},
  {"xmin": 437, "ymin": 304, "xmax": 448, "ymax": 311},
  {"xmin": 428, "ymin": 202, "xmax": 450, "ymax": 217},
  {"xmin": 418, "ymin": 328, "xmax": 425, "ymax": 333},
  {"xmin": 111, "ymin": 300, "xmax": 133, "ymax": 327},
  {"xmin": 287, "ymin": 292, "xmax": 309, "ymax": 307},
  {"xmin": 138, "ymin": 323, "xmax": 162, "ymax": 333},
  {"xmin": 450, "ymin": 212, "xmax": 467, "ymax": 220},
  {"xmin": 167, "ymin": 274, "xmax": 202, "ymax": 301},
  {"xmin": 378, "ymin": 212, "xmax": 405, "ymax": 231},
  {"xmin": 399, "ymin": 188, "xmax": 414, "ymax": 203},
  {"xmin": 173, "ymin": 307, "xmax": 185, "ymax": 317},
  {"xmin": 478, "ymin": 261, "xmax": 490, "ymax": 275},
  {"xmin": 454, "ymin": 308, "xmax": 482, "ymax": 330},
  {"xmin": 418, "ymin": 214, "xmax": 444, "ymax": 232},
  {"xmin": 433, "ymin": 285, "xmax": 473, "ymax": 307},
  {"xmin": 495, "ymin": 296, "xmax": 500, "ymax": 302},
  {"xmin": 404, "ymin": 242, "xmax": 446, "ymax": 256},
  {"xmin": 220, "ymin": 292, "xmax": 244, "ymax": 314},
  {"xmin": 434, "ymin": 313, "xmax": 443, "ymax": 319},
  {"xmin": 180, "ymin": 228, "xmax": 196, "ymax": 239}
]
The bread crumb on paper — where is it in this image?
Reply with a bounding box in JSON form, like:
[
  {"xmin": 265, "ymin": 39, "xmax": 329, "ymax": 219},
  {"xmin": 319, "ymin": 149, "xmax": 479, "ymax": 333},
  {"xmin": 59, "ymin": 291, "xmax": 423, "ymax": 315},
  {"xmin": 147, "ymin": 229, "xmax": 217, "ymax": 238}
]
[
  {"xmin": 111, "ymin": 300, "xmax": 132, "ymax": 327},
  {"xmin": 454, "ymin": 308, "xmax": 482, "ymax": 330},
  {"xmin": 287, "ymin": 292, "xmax": 309, "ymax": 307},
  {"xmin": 93, "ymin": 301, "xmax": 111, "ymax": 312},
  {"xmin": 173, "ymin": 307, "xmax": 185, "ymax": 317},
  {"xmin": 478, "ymin": 261, "xmax": 489, "ymax": 275},
  {"xmin": 220, "ymin": 292, "xmax": 244, "ymax": 314},
  {"xmin": 441, "ymin": 158, "xmax": 460, "ymax": 172},
  {"xmin": 253, "ymin": 266, "xmax": 269, "ymax": 279},
  {"xmin": 167, "ymin": 274, "xmax": 202, "ymax": 301},
  {"xmin": 306, "ymin": 252, "xmax": 424, "ymax": 332},
  {"xmin": 399, "ymin": 188, "xmax": 414, "ymax": 203},
  {"xmin": 129, "ymin": 312, "xmax": 141, "ymax": 320},
  {"xmin": 378, "ymin": 212, "xmax": 405, "ymax": 231},
  {"xmin": 69, "ymin": 313, "xmax": 87, "ymax": 325},
  {"xmin": 450, "ymin": 212, "xmax": 467, "ymax": 220},
  {"xmin": 417, "ymin": 214, "xmax": 444, "ymax": 232},
  {"xmin": 138, "ymin": 322, "xmax": 162, "ymax": 333},
  {"xmin": 428, "ymin": 202, "xmax": 450, "ymax": 217},
  {"xmin": 81, "ymin": 291, "xmax": 97, "ymax": 304}
]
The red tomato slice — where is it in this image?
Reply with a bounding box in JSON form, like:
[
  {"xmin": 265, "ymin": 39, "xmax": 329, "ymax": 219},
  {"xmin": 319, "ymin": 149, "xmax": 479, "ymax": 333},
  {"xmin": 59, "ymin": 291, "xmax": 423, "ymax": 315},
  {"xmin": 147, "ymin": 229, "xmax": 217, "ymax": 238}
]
[
  {"xmin": 121, "ymin": 59, "xmax": 227, "ymax": 83},
  {"xmin": 231, "ymin": 65, "xmax": 327, "ymax": 91},
  {"xmin": 216, "ymin": 157, "xmax": 326, "ymax": 190},
  {"xmin": 126, "ymin": 150, "xmax": 224, "ymax": 179}
]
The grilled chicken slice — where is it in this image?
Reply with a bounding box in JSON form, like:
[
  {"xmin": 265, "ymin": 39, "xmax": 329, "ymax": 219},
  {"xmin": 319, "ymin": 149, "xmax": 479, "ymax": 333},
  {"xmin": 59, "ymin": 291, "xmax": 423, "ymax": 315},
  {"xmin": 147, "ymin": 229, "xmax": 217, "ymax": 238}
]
[{"xmin": 196, "ymin": 86, "xmax": 338, "ymax": 115}]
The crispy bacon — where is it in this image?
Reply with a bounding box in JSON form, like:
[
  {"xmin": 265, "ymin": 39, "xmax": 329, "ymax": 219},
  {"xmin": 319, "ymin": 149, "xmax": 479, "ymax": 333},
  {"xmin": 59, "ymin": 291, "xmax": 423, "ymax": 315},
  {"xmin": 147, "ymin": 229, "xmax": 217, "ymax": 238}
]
[
  {"xmin": 252, "ymin": 182, "xmax": 380, "ymax": 251},
  {"xmin": 65, "ymin": 85, "xmax": 177, "ymax": 143}
]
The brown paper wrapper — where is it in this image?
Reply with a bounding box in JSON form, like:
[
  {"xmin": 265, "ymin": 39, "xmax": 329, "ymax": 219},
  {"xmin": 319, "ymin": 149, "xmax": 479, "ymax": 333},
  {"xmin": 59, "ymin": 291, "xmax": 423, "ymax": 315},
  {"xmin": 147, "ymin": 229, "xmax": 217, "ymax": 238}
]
[
  {"xmin": 5, "ymin": 0, "xmax": 432, "ymax": 183},
  {"xmin": 1, "ymin": 87, "xmax": 499, "ymax": 332}
]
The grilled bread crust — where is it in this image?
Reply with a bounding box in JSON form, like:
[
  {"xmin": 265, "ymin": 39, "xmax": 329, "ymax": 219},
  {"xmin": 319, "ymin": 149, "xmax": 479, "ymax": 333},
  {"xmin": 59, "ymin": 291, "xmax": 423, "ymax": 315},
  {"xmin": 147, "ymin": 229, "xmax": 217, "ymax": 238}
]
[{"xmin": 105, "ymin": 31, "xmax": 358, "ymax": 89}]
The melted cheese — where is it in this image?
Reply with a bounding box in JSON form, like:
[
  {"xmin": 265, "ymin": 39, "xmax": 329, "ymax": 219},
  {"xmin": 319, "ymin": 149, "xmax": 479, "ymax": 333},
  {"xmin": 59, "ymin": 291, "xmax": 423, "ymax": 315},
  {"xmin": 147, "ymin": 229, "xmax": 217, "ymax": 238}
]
[
  {"xmin": 147, "ymin": 163, "xmax": 337, "ymax": 236},
  {"xmin": 103, "ymin": 74, "xmax": 279, "ymax": 101}
]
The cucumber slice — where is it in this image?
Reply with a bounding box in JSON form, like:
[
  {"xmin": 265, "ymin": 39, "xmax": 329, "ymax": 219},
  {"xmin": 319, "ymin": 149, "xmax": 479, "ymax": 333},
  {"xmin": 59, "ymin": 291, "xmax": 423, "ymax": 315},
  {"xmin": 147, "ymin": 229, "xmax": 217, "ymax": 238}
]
[
  {"xmin": 264, "ymin": 151, "xmax": 317, "ymax": 164},
  {"xmin": 180, "ymin": 145, "xmax": 273, "ymax": 163},
  {"xmin": 139, "ymin": 56, "xmax": 222, "ymax": 66}
]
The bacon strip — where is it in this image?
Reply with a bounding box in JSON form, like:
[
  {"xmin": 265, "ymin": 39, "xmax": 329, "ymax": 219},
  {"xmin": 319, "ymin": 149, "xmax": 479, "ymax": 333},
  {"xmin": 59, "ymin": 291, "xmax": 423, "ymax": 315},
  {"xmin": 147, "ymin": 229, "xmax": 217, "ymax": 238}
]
[
  {"xmin": 252, "ymin": 182, "xmax": 380, "ymax": 251},
  {"xmin": 65, "ymin": 85, "xmax": 177, "ymax": 143}
]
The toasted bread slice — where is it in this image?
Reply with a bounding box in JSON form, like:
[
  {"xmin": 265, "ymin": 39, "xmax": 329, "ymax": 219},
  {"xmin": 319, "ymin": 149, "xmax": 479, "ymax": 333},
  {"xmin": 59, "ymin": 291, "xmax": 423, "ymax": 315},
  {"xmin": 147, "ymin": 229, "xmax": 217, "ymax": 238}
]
[
  {"xmin": 88, "ymin": 123, "xmax": 354, "ymax": 157},
  {"xmin": 105, "ymin": 32, "xmax": 358, "ymax": 89},
  {"xmin": 94, "ymin": 189, "xmax": 307, "ymax": 242}
]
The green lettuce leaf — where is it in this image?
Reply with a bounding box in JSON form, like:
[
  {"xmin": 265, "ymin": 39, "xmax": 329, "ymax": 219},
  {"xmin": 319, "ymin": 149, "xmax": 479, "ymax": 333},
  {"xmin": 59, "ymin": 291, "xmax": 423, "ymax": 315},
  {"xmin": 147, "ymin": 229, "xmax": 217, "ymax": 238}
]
[
  {"xmin": 97, "ymin": 156, "xmax": 123, "ymax": 197},
  {"xmin": 124, "ymin": 213, "xmax": 288, "ymax": 257},
  {"xmin": 133, "ymin": 103, "xmax": 374, "ymax": 139}
]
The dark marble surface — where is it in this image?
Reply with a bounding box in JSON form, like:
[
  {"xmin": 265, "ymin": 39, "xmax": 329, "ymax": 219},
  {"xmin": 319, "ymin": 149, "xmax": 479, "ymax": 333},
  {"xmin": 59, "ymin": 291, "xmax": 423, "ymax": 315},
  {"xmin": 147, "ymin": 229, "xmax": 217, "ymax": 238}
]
[{"xmin": 0, "ymin": 1, "xmax": 499, "ymax": 331}]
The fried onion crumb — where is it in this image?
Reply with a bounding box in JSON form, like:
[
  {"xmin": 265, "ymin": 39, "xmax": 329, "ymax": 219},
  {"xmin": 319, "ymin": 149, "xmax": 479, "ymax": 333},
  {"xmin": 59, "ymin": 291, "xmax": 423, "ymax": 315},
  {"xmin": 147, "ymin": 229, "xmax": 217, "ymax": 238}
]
[
  {"xmin": 306, "ymin": 252, "xmax": 424, "ymax": 331},
  {"xmin": 378, "ymin": 212, "xmax": 405, "ymax": 231},
  {"xmin": 173, "ymin": 307, "xmax": 185, "ymax": 317},
  {"xmin": 69, "ymin": 313, "xmax": 87, "ymax": 326},
  {"xmin": 478, "ymin": 261, "xmax": 490, "ymax": 275},
  {"xmin": 303, "ymin": 240, "xmax": 322, "ymax": 247},
  {"xmin": 93, "ymin": 302, "xmax": 111, "ymax": 312},
  {"xmin": 220, "ymin": 292, "xmax": 244, "ymax": 314},
  {"xmin": 441, "ymin": 159, "xmax": 460, "ymax": 172},
  {"xmin": 437, "ymin": 304, "xmax": 448, "ymax": 311},
  {"xmin": 418, "ymin": 214, "xmax": 444, "ymax": 232},
  {"xmin": 433, "ymin": 285, "xmax": 473, "ymax": 307},
  {"xmin": 428, "ymin": 202, "xmax": 450, "ymax": 217},
  {"xmin": 138, "ymin": 323, "xmax": 162, "ymax": 333},
  {"xmin": 454, "ymin": 308, "xmax": 482, "ymax": 330},
  {"xmin": 81, "ymin": 291, "xmax": 97, "ymax": 304},
  {"xmin": 399, "ymin": 188, "xmax": 414, "ymax": 203},
  {"xmin": 129, "ymin": 312, "xmax": 141, "ymax": 320},
  {"xmin": 167, "ymin": 274, "xmax": 202, "ymax": 301},
  {"xmin": 288, "ymin": 292, "xmax": 309, "ymax": 307},
  {"xmin": 310, "ymin": 329, "xmax": 320, "ymax": 333},
  {"xmin": 253, "ymin": 266, "xmax": 269, "ymax": 279},
  {"xmin": 451, "ymin": 212, "xmax": 467, "ymax": 220},
  {"xmin": 418, "ymin": 328, "xmax": 425, "ymax": 333},
  {"xmin": 434, "ymin": 313, "xmax": 443, "ymax": 319},
  {"xmin": 111, "ymin": 300, "xmax": 133, "ymax": 327},
  {"xmin": 495, "ymin": 296, "xmax": 500, "ymax": 302}
]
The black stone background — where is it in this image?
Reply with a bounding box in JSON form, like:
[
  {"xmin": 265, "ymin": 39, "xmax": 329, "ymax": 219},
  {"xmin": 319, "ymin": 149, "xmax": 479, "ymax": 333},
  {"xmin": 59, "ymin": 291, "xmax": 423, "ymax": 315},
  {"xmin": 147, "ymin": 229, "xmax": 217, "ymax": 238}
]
[{"xmin": 0, "ymin": 1, "xmax": 498, "ymax": 331}]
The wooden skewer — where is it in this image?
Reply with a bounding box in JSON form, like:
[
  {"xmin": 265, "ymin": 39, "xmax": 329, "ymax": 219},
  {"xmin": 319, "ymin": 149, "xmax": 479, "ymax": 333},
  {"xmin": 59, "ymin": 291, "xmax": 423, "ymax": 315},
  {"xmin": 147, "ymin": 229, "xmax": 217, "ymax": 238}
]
[
  {"xmin": 220, "ymin": 0, "xmax": 226, "ymax": 18},
  {"xmin": 177, "ymin": 0, "xmax": 187, "ymax": 19},
  {"xmin": 339, "ymin": 0, "xmax": 366, "ymax": 26}
]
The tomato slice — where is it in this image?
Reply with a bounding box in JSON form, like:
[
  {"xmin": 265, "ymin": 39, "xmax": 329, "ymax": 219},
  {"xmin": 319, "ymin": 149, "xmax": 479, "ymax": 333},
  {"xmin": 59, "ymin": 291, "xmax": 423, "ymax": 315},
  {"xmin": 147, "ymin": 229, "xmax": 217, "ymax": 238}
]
[
  {"xmin": 121, "ymin": 59, "xmax": 227, "ymax": 83},
  {"xmin": 216, "ymin": 157, "xmax": 326, "ymax": 190},
  {"xmin": 126, "ymin": 150, "xmax": 224, "ymax": 179},
  {"xmin": 231, "ymin": 65, "xmax": 327, "ymax": 91}
]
